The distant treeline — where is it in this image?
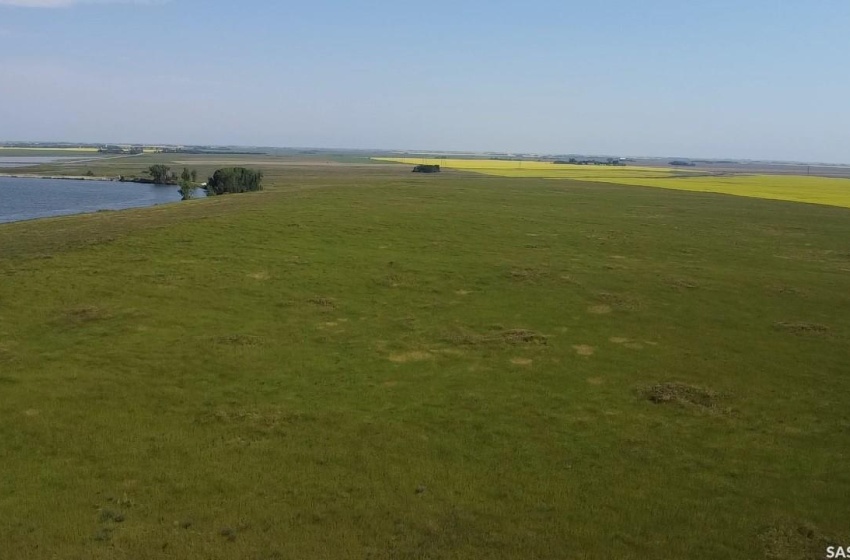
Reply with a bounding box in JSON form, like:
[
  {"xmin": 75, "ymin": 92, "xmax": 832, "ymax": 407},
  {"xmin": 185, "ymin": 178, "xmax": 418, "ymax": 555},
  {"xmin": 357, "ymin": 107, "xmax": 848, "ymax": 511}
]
[
  {"xmin": 553, "ymin": 158, "xmax": 625, "ymax": 166},
  {"xmin": 157, "ymin": 148, "xmax": 266, "ymax": 155},
  {"xmin": 669, "ymin": 160, "xmax": 697, "ymax": 167},
  {"xmin": 412, "ymin": 164, "xmax": 441, "ymax": 173},
  {"xmin": 98, "ymin": 146, "xmax": 144, "ymax": 154}
]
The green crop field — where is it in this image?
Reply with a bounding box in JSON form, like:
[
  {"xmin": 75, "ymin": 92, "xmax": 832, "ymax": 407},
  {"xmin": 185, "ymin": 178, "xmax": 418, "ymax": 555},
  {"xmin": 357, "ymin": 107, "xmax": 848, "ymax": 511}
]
[
  {"xmin": 378, "ymin": 157, "xmax": 850, "ymax": 209},
  {"xmin": 1, "ymin": 158, "xmax": 849, "ymax": 559}
]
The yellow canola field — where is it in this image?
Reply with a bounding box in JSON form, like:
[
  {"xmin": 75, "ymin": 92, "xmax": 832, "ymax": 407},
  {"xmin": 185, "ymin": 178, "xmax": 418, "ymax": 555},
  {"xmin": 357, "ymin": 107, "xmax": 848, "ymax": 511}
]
[{"xmin": 376, "ymin": 157, "xmax": 850, "ymax": 209}]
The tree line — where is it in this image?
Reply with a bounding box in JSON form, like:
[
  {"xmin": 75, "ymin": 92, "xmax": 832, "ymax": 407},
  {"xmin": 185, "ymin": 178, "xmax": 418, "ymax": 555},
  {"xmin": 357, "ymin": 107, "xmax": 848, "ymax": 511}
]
[{"xmin": 141, "ymin": 165, "xmax": 263, "ymax": 200}]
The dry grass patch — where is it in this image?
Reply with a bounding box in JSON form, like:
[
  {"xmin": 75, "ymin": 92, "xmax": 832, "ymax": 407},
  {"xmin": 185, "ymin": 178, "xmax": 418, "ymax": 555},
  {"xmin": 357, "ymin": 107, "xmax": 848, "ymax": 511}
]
[
  {"xmin": 510, "ymin": 357, "xmax": 533, "ymax": 367},
  {"xmin": 210, "ymin": 334, "xmax": 264, "ymax": 346},
  {"xmin": 587, "ymin": 304, "xmax": 612, "ymax": 315},
  {"xmin": 247, "ymin": 271, "xmax": 271, "ymax": 280},
  {"xmin": 388, "ymin": 351, "xmax": 432, "ymax": 363},
  {"xmin": 199, "ymin": 408, "xmax": 308, "ymax": 431},
  {"xmin": 668, "ymin": 277, "xmax": 700, "ymax": 290},
  {"xmin": 62, "ymin": 305, "xmax": 110, "ymax": 324},
  {"xmin": 572, "ymin": 345, "xmax": 595, "ymax": 356},
  {"xmin": 759, "ymin": 521, "xmax": 837, "ymax": 560},
  {"xmin": 307, "ymin": 296, "xmax": 336, "ymax": 309},
  {"xmin": 499, "ymin": 329, "xmax": 548, "ymax": 344},
  {"xmin": 507, "ymin": 267, "xmax": 549, "ymax": 283},
  {"xmin": 442, "ymin": 327, "xmax": 548, "ymax": 346},
  {"xmin": 643, "ymin": 382, "xmax": 720, "ymax": 410},
  {"xmin": 593, "ymin": 292, "xmax": 643, "ymax": 311},
  {"xmin": 773, "ymin": 322, "xmax": 830, "ymax": 335},
  {"xmin": 0, "ymin": 342, "xmax": 15, "ymax": 364}
]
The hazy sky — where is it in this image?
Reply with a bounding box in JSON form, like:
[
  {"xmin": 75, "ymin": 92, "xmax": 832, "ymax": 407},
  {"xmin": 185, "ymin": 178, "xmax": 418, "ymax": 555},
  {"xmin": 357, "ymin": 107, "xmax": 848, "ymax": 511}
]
[{"xmin": 1, "ymin": 1, "xmax": 848, "ymax": 162}]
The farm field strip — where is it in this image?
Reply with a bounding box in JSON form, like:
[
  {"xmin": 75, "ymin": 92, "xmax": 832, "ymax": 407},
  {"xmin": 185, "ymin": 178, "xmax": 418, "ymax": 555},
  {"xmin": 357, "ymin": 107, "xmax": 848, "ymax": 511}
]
[{"xmin": 376, "ymin": 157, "xmax": 850, "ymax": 209}]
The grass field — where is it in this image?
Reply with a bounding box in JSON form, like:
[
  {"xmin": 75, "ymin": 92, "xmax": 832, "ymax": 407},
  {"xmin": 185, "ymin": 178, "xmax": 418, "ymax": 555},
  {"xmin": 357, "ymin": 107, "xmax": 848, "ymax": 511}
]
[
  {"xmin": 1, "ymin": 158, "xmax": 849, "ymax": 558},
  {"xmin": 377, "ymin": 157, "xmax": 850, "ymax": 209},
  {"xmin": 3, "ymin": 152, "xmax": 382, "ymax": 181},
  {"xmin": 0, "ymin": 147, "xmax": 101, "ymax": 157}
]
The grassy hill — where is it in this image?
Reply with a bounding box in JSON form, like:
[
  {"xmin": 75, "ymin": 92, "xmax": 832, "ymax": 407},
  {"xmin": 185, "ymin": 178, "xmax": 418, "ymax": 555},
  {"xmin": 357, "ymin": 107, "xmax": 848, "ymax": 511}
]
[{"xmin": 1, "ymin": 162, "xmax": 848, "ymax": 559}]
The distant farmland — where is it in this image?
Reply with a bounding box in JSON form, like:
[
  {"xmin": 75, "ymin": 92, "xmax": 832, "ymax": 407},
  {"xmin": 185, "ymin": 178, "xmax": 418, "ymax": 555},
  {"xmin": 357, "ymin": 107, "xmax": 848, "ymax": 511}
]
[{"xmin": 377, "ymin": 157, "xmax": 850, "ymax": 209}]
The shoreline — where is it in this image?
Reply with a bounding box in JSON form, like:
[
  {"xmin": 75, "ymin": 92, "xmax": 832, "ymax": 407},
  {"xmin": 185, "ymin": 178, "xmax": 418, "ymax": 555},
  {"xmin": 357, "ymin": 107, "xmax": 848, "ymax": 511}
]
[{"xmin": 0, "ymin": 173, "xmax": 172, "ymax": 185}]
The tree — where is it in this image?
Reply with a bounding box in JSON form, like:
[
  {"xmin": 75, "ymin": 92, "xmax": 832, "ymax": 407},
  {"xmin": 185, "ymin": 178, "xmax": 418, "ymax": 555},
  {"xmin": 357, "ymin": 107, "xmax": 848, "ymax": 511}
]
[
  {"xmin": 181, "ymin": 167, "xmax": 192, "ymax": 183},
  {"xmin": 178, "ymin": 178, "xmax": 197, "ymax": 201},
  {"xmin": 205, "ymin": 167, "xmax": 263, "ymax": 195},
  {"xmin": 190, "ymin": 169, "xmax": 198, "ymax": 182},
  {"xmin": 146, "ymin": 164, "xmax": 174, "ymax": 184},
  {"xmin": 412, "ymin": 164, "xmax": 441, "ymax": 173}
]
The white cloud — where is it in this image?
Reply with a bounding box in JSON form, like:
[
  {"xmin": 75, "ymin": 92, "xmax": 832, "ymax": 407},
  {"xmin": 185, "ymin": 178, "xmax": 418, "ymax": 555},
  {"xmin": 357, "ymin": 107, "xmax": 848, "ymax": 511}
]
[{"xmin": 0, "ymin": 0, "xmax": 167, "ymax": 7}]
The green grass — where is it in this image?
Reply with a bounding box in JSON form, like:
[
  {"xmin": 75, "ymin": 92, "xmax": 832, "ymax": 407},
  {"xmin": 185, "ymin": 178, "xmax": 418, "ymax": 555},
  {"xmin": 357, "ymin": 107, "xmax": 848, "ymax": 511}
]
[{"xmin": 1, "ymin": 162, "xmax": 849, "ymax": 558}]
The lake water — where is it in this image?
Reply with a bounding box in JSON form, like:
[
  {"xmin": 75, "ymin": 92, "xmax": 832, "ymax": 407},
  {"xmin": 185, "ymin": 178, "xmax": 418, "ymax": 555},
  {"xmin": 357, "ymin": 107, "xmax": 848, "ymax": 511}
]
[{"xmin": 0, "ymin": 177, "xmax": 195, "ymax": 224}]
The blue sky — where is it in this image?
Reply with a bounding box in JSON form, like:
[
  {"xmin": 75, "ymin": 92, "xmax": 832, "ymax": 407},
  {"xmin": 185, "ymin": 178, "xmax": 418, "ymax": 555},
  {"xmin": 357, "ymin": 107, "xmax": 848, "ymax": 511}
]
[{"xmin": 1, "ymin": 0, "xmax": 848, "ymax": 162}]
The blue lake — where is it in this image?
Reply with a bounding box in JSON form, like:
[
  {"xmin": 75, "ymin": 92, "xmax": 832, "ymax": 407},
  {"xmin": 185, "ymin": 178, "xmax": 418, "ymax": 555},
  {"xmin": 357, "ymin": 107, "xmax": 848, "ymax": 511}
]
[{"xmin": 0, "ymin": 177, "xmax": 197, "ymax": 224}]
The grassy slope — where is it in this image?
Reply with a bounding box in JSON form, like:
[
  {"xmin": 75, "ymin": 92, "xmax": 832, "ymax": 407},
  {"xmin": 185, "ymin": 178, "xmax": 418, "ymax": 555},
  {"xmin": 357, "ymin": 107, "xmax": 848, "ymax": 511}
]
[
  {"xmin": 1, "ymin": 165, "xmax": 849, "ymax": 559},
  {"xmin": 378, "ymin": 157, "xmax": 850, "ymax": 209}
]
